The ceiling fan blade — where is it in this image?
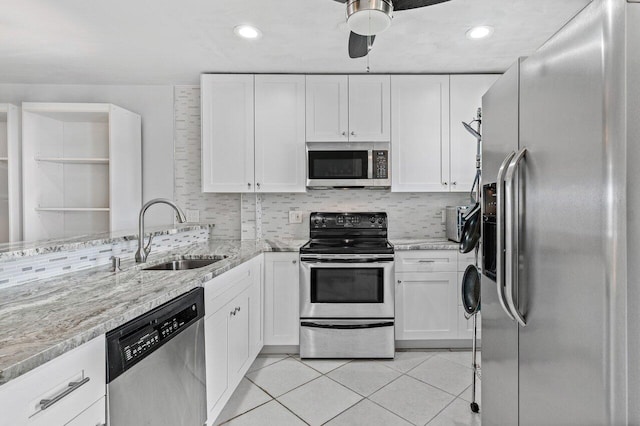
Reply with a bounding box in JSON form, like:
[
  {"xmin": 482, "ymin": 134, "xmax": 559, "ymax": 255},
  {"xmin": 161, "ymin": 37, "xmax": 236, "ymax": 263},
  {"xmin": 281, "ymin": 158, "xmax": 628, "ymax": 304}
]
[
  {"xmin": 393, "ymin": 0, "xmax": 451, "ymax": 11},
  {"xmin": 349, "ymin": 32, "xmax": 376, "ymax": 58}
]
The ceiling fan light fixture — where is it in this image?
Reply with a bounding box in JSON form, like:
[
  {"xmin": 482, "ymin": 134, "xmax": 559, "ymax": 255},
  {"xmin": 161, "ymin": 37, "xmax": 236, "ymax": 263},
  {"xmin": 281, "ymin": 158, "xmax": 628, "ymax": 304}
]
[
  {"xmin": 347, "ymin": 0, "xmax": 393, "ymax": 36},
  {"xmin": 466, "ymin": 25, "xmax": 494, "ymax": 40}
]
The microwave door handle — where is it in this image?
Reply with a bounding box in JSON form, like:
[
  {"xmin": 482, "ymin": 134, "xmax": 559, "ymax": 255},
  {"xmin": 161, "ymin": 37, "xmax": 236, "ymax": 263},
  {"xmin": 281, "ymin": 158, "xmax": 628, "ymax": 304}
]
[
  {"xmin": 367, "ymin": 150, "xmax": 373, "ymax": 179},
  {"xmin": 504, "ymin": 147, "xmax": 527, "ymax": 327},
  {"xmin": 496, "ymin": 151, "xmax": 517, "ymax": 321}
]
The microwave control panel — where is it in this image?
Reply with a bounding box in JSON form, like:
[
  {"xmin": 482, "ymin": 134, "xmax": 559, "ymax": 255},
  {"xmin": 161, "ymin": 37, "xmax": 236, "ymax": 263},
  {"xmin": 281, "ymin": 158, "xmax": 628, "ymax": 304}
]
[{"xmin": 373, "ymin": 151, "xmax": 388, "ymax": 179}]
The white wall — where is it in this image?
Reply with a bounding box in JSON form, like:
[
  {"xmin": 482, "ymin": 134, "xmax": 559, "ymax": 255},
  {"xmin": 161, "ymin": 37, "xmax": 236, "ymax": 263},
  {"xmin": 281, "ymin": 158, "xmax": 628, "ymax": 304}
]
[{"xmin": 0, "ymin": 84, "xmax": 175, "ymax": 227}]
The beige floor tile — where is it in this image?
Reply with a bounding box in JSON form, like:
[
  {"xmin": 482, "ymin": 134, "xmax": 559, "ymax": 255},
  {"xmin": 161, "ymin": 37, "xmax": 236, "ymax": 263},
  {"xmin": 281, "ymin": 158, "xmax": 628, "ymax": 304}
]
[
  {"xmin": 427, "ymin": 398, "xmax": 482, "ymax": 426},
  {"xmin": 278, "ymin": 376, "xmax": 362, "ymax": 425},
  {"xmin": 408, "ymin": 356, "xmax": 473, "ymax": 396},
  {"xmin": 327, "ymin": 360, "xmax": 402, "ymax": 396},
  {"xmin": 325, "ymin": 399, "xmax": 413, "ymax": 426},
  {"xmin": 369, "ymin": 375, "xmax": 455, "ymax": 425},
  {"xmin": 246, "ymin": 357, "xmax": 320, "ymax": 397},
  {"xmin": 223, "ymin": 400, "xmax": 306, "ymax": 426},
  {"xmin": 247, "ymin": 354, "xmax": 289, "ymax": 373},
  {"xmin": 214, "ymin": 378, "xmax": 272, "ymax": 425},
  {"xmin": 379, "ymin": 351, "xmax": 436, "ymax": 373}
]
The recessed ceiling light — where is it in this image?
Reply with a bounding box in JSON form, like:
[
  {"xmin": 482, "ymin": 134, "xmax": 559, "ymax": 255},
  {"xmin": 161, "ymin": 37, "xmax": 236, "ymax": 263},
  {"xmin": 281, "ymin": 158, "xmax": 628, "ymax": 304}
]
[
  {"xmin": 466, "ymin": 26, "xmax": 494, "ymax": 40},
  {"xmin": 234, "ymin": 25, "xmax": 262, "ymax": 40}
]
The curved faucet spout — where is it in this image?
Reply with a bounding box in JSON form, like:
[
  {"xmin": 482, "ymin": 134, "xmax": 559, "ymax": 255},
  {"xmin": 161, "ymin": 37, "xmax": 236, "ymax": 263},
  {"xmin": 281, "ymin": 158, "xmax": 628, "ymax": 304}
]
[{"xmin": 135, "ymin": 198, "xmax": 187, "ymax": 263}]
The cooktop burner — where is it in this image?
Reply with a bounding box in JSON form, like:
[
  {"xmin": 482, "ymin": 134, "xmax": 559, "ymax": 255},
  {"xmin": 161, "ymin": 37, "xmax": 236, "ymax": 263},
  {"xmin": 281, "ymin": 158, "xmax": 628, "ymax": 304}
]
[{"xmin": 301, "ymin": 212, "xmax": 394, "ymax": 255}]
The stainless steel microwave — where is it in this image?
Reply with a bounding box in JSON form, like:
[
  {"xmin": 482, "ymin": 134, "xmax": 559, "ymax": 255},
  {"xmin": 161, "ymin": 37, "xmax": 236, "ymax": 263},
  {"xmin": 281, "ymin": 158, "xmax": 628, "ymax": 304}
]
[{"xmin": 306, "ymin": 142, "xmax": 391, "ymax": 189}]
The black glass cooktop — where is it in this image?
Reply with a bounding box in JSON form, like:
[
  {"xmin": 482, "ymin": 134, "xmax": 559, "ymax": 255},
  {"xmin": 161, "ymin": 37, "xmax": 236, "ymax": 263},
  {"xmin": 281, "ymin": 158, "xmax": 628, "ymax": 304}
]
[{"xmin": 300, "ymin": 238, "xmax": 394, "ymax": 255}]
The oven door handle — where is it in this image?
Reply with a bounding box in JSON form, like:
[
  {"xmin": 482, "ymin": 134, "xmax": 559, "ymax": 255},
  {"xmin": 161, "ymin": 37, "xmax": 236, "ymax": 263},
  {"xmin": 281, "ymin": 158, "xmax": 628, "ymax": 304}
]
[
  {"xmin": 300, "ymin": 258, "xmax": 395, "ymax": 264},
  {"xmin": 301, "ymin": 321, "xmax": 394, "ymax": 330}
]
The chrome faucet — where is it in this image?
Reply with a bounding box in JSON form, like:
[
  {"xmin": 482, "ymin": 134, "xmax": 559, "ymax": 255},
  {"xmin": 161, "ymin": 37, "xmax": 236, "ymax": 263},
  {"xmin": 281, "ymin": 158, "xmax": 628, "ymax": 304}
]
[{"xmin": 135, "ymin": 198, "xmax": 187, "ymax": 263}]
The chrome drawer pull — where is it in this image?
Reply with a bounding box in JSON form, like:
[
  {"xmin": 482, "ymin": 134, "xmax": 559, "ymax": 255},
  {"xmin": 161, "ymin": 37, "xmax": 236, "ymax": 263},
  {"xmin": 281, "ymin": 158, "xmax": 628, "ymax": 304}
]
[
  {"xmin": 39, "ymin": 377, "xmax": 90, "ymax": 411},
  {"xmin": 418, "ymin": 260, "xmax": 436, "ymax": 263}
]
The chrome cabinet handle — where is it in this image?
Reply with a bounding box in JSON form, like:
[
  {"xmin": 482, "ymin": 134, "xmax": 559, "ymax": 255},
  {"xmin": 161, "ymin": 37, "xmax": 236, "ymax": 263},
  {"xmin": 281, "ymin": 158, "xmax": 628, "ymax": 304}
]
[
  {"xmin": 39, "ymin": 377, "xmax": 90, "ymax": 411},
  {"xmin": 497, "ymin": 151, "xmax": 517, "ymax": 321},
  {"xmin": 418, "ymin": 260, "xmax": 435, "ymax": 263},
  {"xmin": 350, "ymin": 131, "xmax": 356, "ymax": 136},
  {"xmin": 256, "ymin": 183, "xmax": 261, "ymax": 189},
  {"xmin": 342, "ymin": 131, "xmax": 347, "ymax": 136},
  {"xmin": 452, "ymin": 181, "xmax": 457, "ymax": 186},
  {"xmin": 236, "ymin": 306, "xmax": 241, "ymax": 313},
  {"xmin": 247, "ymin": 183, "xmax": 251, "ymax": 189},
  {"xmin": 442, "ymin": 182, "xmax": 448, "ymax": 186},
  {"xmin": 504, "ymin": 147, "xmax": 527, "ymax": 327},
  {"xmin": 397, "ymin": 280, "xmax": 402, "ymax": 284},
  {"xmin": 292, "ymin": 260, "xmax": 297, "ymax": 264}
]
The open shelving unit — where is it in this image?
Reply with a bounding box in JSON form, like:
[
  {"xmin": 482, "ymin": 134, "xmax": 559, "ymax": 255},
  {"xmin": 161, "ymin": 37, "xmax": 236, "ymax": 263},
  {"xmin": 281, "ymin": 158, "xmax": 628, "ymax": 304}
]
[
  {"xmin": 22, "ymin": 102, "xmax": 142, "ymax": 241},
  {"xmin": 0, "ymin": 104, "xmax": 21, "ymax": 243}
]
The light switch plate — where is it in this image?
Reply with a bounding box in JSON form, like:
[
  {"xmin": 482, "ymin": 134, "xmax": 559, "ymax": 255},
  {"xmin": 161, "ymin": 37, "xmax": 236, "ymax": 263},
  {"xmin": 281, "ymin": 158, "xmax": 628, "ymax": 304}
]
[
  {"xmin": 289, "ymin": 210, "xmax": 303, "ymax": 224},
  {"xmin": 186, "ymin": 209, "xmax": 200, "ymax": 223}
]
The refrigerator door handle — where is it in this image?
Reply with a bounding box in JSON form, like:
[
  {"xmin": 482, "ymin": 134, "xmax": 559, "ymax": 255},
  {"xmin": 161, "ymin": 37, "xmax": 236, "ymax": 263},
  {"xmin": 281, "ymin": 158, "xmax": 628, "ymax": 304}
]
[
  {"xmin": 505, "ymin": 147, "xmax": 528, "ymax": 327},
  {"xmin": 496, "ymin": 151, "xmax": 517, "ymax": 321}
]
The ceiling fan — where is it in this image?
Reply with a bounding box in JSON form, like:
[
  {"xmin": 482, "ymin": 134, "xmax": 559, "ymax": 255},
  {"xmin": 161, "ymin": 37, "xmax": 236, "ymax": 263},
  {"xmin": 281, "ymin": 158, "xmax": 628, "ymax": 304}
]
[{"xmin": 333, "ymin": 0, "xmax": 451, "ymax": 58}]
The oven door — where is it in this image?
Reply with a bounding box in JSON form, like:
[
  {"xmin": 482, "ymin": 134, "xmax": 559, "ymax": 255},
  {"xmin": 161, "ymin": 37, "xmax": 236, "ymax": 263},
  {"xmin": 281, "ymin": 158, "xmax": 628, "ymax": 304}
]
[{"xmin": 300, "ymin": 255, "xmax": 395, "ymax": 318}]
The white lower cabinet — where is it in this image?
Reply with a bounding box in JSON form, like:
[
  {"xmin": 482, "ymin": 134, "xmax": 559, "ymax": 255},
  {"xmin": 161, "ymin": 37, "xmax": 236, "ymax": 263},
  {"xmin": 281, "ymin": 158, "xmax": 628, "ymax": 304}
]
[
  {"xmin": 0, "ymin": 336, "xmax": 106, "ymax": 426},
  {"xmin": 395, "ymin": 250, "xmax": 481, "ymax": 343},
  {"xmin": 64, "ymin": 396, "xmax": 106, "ymax": 426},
  {"xmin": 263, "ymin": 252, "xmax": 300, "ymax": 346},
  {"xmin": 204, "ymin": 255, "xmax": 264, "ymax": 426}
]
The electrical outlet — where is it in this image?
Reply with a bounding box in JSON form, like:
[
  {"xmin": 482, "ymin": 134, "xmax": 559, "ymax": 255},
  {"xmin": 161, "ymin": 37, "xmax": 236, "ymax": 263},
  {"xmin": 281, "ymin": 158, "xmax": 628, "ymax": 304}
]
[
  {"xmin": 186, "ymin": 209, "xmax": 200, "ymax": 223},
  {"xmin": 289, "ymin": 210, "xmax": 303, "ymax": 224}
]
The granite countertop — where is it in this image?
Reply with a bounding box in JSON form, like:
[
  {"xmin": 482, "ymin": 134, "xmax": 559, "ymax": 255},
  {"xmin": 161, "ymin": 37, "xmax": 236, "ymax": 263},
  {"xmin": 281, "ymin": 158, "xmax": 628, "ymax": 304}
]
[
  {"xmin": 0, "ymin": 238, "xmax": 305, "ymax": 386},
  {"xmin": 0, "ymin": 224, "xmax": 216, "ymax": 260},
  {"xmin": 391, "ymin": 238, "xmax": 459, "ymax": 251}
]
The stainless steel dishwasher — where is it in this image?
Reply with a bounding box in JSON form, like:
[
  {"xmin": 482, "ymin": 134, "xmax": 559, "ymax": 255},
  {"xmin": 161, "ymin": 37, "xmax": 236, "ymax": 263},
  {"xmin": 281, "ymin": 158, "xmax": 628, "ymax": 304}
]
[{"xmin": 106, "ymin": 287, "xmax": 206, "ymax": 426}]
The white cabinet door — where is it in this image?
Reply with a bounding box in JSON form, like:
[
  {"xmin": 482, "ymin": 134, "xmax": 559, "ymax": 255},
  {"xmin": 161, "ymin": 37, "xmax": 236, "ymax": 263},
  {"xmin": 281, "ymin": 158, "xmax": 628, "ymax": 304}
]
[
  {"xmin": 228, "ymin": 287, "xmax": 250, "ymax": 382},
  {"xmin": 449, "ymin": 74, "xmax": 500, "ymax": 192},
  {"xmin": 255, "ymin": 75, "xmax": 306, "ymax": 192},
  {"xmin": 391, "ymin": 75, "xmax": 450, "ymax": 192},
  {"xmin": 249, "ymin": 257, "xmax": 264, "ymax": 357},
  {"xmin": 306, "ymin": 75, "xmax": 349, "ymax": 142},
  {"xmin": 201, "ymin": 74, "xmax": 255, "ymax": 192},
  {"xmin": 348, "ymin": 75, "xmax": 390, "ymax": 142},
  {"xmin": 264, "ymin": 253, "xmax": 300, "ymax": 345},
  {"xmin": 396, "ymin": 271, "xmax": 458, "ymax": 340},
  {"xmin": 204, "ymin": 307, "xmax": 229, "ymax": 415}
]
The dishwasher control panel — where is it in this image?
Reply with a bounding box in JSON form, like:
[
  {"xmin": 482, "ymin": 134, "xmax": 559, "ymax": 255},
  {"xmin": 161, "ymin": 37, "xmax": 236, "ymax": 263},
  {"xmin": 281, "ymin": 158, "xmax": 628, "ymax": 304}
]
[{"xmin": 106, "ymin": 288, "xmax": 205, "ymax": 382}]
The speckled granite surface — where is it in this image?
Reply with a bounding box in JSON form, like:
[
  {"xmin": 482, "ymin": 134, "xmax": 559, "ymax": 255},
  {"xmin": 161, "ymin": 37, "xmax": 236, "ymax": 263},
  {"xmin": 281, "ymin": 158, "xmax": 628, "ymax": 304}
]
[
  {"xmin": 0, "ymin": 224, "xmax": 216, "ymax": 260},
  {"xmin": 391, "ymin": 238, "xmax": 459, "ymax": 251},
  {"xmin": 0, "ymin": 238, "xmax": 304, "ymax": 386}
]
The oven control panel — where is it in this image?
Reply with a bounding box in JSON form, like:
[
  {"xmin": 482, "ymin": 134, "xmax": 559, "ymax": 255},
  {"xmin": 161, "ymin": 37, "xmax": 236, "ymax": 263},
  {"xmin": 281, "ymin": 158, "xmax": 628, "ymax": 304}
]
[
  {"xmin": 310, "ymin": 212, "xmax": 387, "ymax": 230},
  {"xmin": 373, "ymin": 151, "xmax": 388, "ymax": 179}
]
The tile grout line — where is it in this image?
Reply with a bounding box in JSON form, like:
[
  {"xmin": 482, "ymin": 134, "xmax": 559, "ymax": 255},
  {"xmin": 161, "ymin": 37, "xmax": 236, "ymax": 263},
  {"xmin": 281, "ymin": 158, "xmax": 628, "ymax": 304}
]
[{"xmin": 273, "ymin": 399, "xmax": 312, "ymax": 425}]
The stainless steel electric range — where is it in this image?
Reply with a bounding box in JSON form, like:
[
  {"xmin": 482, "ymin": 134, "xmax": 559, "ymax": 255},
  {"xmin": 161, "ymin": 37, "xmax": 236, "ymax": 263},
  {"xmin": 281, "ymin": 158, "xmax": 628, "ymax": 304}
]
[{"xmin": 299, "ymin": 212, "xmax": 395, "ymax": 359}]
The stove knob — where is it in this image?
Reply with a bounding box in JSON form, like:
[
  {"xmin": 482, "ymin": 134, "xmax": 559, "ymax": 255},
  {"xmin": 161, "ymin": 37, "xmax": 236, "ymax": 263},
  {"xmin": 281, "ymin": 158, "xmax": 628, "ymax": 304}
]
[
  {"xmin": 370, "ymin": 216, "xmax": 376, "ymax": 223},
  {"xmin": 322, "ymin": 218, "xmax": 327, "ymax": 224},
  {"xmin": 314, "ymin": 219, "xmax": 320, "ymax": 225},
  {"xmin": 378, "ymin": 218, "xmax": 384, "ymax": 224}
]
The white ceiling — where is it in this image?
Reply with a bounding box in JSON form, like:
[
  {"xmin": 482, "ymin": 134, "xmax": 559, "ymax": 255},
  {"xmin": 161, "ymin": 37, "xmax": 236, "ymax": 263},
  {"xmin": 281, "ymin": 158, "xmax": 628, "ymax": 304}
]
[{"xmin": 0, "ymin": 0, "xmax": 591, "ymax": 85}]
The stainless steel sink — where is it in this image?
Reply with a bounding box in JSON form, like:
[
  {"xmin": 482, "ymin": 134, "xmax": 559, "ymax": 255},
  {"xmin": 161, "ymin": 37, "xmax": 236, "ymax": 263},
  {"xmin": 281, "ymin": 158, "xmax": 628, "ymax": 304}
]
[{"xmin": 143, "ymin": 257, "xmax": 227, "ymax": 271}]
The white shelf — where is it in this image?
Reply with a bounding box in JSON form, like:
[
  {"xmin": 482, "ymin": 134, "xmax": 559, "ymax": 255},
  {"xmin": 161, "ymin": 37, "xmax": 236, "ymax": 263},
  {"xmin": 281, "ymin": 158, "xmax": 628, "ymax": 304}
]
[
  {"xmin": 35, "ymin": 157, "xmax": 109, "ymax": 164},
  {"xmin": 35, "ymin": 207, "xmax": 110, "ymax": 212},
  {"xmin": 0, "ymin": 157, "xmax": 8, "ymax": 161}
]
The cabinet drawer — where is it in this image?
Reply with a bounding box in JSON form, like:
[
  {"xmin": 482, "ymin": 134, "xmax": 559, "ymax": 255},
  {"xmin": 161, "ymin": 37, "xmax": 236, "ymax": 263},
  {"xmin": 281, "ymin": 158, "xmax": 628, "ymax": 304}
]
[
  {"xmin": 395, "ymin": 251, "xmax": 457, "ymax": 273},
  {"xmin": 205, "ymin": 256, "xmax": 260, "ymax": 317},
  {"xmin": 64, "ymin": 396, "xmax": 105, "ymax": 426},
  {"xmin": 0, "ymin": 336, "xmax": 106, "ymax": 426}
]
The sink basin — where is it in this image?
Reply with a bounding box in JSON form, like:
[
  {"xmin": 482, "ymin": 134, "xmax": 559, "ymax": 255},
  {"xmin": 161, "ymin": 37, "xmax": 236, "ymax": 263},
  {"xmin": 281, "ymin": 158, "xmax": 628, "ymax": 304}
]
[{"xmin": 143, "ymin": 257, "xmax": 227, "ymax": 271}]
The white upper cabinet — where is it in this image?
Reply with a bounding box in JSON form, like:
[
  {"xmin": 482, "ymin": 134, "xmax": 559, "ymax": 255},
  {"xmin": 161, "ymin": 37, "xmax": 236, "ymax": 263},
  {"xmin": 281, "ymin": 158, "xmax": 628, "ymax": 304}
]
[
  {"xmin": 391, "ymin": 75, "xmax": 450, "ymax": 192},
  {"xmin": 201, "ymin": 74, "xmax": 255, "ymax": 193},
  {"xmin": 306, "ymin": 75, "xmax": 390, "ymax": 142},
  {"xmin": 255, "ymin": 75, "xmax": 306, "ymax": 193},
  {"xmin": 348, "ymin": 75, "xmax": 391, "ymax": 142},
  {"xmin": 449, "ymin": 74, "xmax": 500, "ymax": 192},
  {"xmin": 305, "ymin": 75, "xmax": 349, "ymax": 142}
]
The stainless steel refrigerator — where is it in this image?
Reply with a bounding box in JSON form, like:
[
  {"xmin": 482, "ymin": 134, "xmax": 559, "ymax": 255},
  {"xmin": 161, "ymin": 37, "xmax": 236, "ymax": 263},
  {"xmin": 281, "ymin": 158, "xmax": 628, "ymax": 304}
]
[{"xmin": 480, "ymin": 0, "xmax": 635, "ymax": 424}]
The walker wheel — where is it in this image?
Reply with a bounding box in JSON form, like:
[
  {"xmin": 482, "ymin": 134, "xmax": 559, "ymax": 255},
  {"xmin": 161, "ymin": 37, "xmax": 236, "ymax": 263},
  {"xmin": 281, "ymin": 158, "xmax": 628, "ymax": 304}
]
[{"xmin": 471, "ymin": 402, "xmax": 480, "ymax": 413}]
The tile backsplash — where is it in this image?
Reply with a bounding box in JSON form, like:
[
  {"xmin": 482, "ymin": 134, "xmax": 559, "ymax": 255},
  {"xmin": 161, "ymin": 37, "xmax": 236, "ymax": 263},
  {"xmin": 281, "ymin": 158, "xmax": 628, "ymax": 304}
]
[{"xmin": 174, "ymin": 85, "xmax": 470, "ymax": 241}]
